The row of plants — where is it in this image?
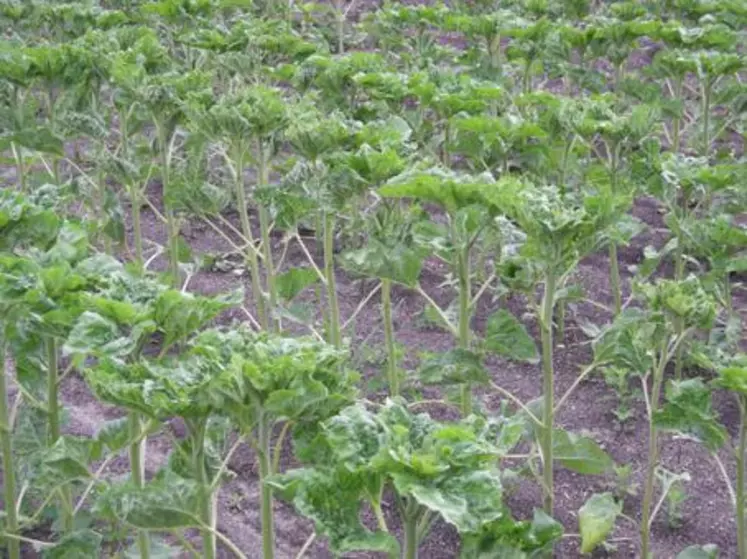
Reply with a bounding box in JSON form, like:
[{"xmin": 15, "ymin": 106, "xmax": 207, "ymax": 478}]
[{"xmin": 0, "ymin": 0, "xmax": 745, "ymax": 557}]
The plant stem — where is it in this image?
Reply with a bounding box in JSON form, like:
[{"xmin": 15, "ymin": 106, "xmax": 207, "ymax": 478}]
[
  {"xmin": 0, "ymin": 340, "xmax": 20, "ymax": 559},
  {"xmin": 701, "ymin": 79, "xmax": 712, "ymax": 210},
  {"xmin": 641, "ymin": 344, "xmax": 668, "ymax": 559},
  {"xmin": 193, "ymin": 422, "xmax": 215, "ymax": 559},
  {"xmin": 672, "ymin": 76, "xmax": 683, "ymax": 154},
  {"xmin": 403, "ymin": 501, "xmax": 419, "ymax": 559},
  {"xmin": 11, "ymin": 142, "xmax": 25, "ymax": 193},
  {"xmin": 609, "ymin": 243, "xmax": 622, "ymax": 316},
  {"xmin": 129, "ymin": 413, "xmax": 150, "ymax": 559},
  {"xmin": 258, "ymin": 413, "xmax": 275, "ymax": 559},
  {"xmin": 156, "ymin": 123, "xmax": 180, "ymax": 288},
  {"xmin": 257, "ymin": 140, "xmax": 278, "ymax": 332},
  {"xmin": 232, "ymin": 146, "xmax": 267, "ymax": 330},
  {"xmin": 336, "ymin": 0, "xmax": 344, "ymax": 54},
  {"xmin": 737, "ymin": 397, "xmax": 746, "ymax": 559},
  {"xmin": 457, "ymin": 241, "xmax": 472, "ymax": 416},
  {"xmin": 324, "ymin": 213, "xmax": 341, "ymax": 348},
  {"xmin": 540, "ymin": 271, "xmax": 556, "ymax": 515},
  {"xmin": 382, "ymin": 278, "xmax": 398, "ymax": 397},
  {"xmin": 46, "ymin": 338, "xmax": 73, "ymax": 533}
]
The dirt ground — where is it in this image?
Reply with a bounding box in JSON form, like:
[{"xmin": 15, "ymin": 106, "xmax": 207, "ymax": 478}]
[
  {"xmin": 3, "ymin": 12, "xmax": 746, "ymax": 559},
  {"xmin": 29, "ymin": 181, "xmax": 738, "ymax": 559}
]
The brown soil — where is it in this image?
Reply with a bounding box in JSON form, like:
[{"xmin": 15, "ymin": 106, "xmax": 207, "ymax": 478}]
[{"xmin": 21, "ymin": 180, "xmax": 736, "ymax": 559}]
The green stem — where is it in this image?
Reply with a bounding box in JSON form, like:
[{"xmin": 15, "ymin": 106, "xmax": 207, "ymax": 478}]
[
  {"xmin": 46, "ymin": 338, "xmax": 73, "ymax": 533},
  {"xmin": 258, "ymin": 413, "xmax": 275, "ymax": 559},
  {"xmin": 737, "ymin": 397, "xmax": 746, "ymax": 559},
  {"xmin": 458, "ymin": 241, "xmax": 472, "ymax": 416},
  {"xmin": 233, "ymin": 146, "xmax": 267, "ymax": 329},
  {"xmin": 193, "ymin": 422, "xmax": 215, "ymax": 559},
  {"xmin": 324, "ymin": 213, "xmax": 341, "ymax": 348},
  {"xmin": 257, "ymin": 140, "xmax": 278, "ymax": 332},
  {"xmin": 540, "ymin": 271, "xmax": 556, "ymax": 515},
  {"xmin": 672, "ymin": 77, "xmax": 683, "ymax": 153},
  {"xmin": 609, "ymin": 243, "xmax": 622, "ymax": 316},
  {"xmin": 641, "ymin": 344, "xmax": 668, "ymax": 559},
  {"xmin": 336, "ymin": 0, "xmax": 344, "ymax": 54},
  {"xmin": 129, "ymin": 413, "xmax": 150, "ymax": 559},
  {"xmin": 156, "ymin": 123, "xmax": 180, "ymax": 288},
  {"xmin": 131, "ymin": 186, "xmax": 144, "ymax": 270},
  {"xmin": 403, "ymin": 501, "xmax": 419, "ymax": 559},
  {"xmin": 0, "ymin": 340, "xmax": 21, "ymax": 559},
  {"xmin": 382, "ymin": 279, "xmax": 398, "ymax": 397},
  {"xmin": 11, "ymin": 142, "xmax": 25, "ymax": 193}
]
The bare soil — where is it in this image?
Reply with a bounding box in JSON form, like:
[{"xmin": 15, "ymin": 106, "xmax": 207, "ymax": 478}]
[{"xmin": 30, "ymin": 182, "xmax": 740, "ymax": 559}]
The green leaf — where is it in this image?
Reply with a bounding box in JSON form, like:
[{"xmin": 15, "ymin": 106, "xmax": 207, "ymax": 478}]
[
  {"xmin": 267, "ymin": 468, "xmax": 398, "ymax": 555},
  {"xmin": 379, "ymin": 168, "xmax": 495, "ymax": 214},
  {"xmin": 484, "ymin": 309, "xmax": 538, "ymax": 363},
  {"xmin": 276, "ymin": 267, "xmax": 320, "ymax": 301},
  {"xmin": 553, "ymin": 430, "xmax": 613, "ymax": 475},
  {"xmin": 419, "ymin": 349, "xmax": 490, "ymax": 386},
  {"xmin": 676, "ymin": 544, "xmax": 719, "ymax": 559},
  {"xmin": 64, "ymin": 311, "xmax": 135, "ymax": 362},
  {"xmin": 654, "ymin": 379, "xmax": 727, "ymax": 452},
  {"xmin": 341, "ymin": 240, "xmax": 423, "ymax": 287},
  {"xmin": 39, "ymin": 436, "xmax": 102, "ymax": 485},
  {"xmin": 393, "ymin": 469, "xmax": 504, "ymax": 533},
  {"xmin": 578, "ymin": 493, "xmax": 621, "ymax": 554},
  {"xmin": 42, "ymin": 530, "xmax": 102, "ymax": 559},
  {"xmin": 96, "ymin": 417, "xmax": 132, "ymax": 453},
  {"xmin": 460, "ymin": 508, "xmax": 562, "ymax": 558},
  {"xmin": 95, "ymin": 470, "xmax": 203, "ymax": 530}
]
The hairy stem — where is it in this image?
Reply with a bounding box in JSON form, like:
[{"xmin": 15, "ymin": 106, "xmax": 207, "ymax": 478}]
[
  {"xmin": 193, "ymin": 422, "xmax": 215, "ymax": 559},
  {"xmin": 232, "ymin": 146, "xmax": 267, "ymax": 330},
  {"xmin": 129, "ymin": 413, "xmax": 150, "ymax": 559},
  {"xmin": 737, "ymin": 398, "xmax": 746, "ymax": 559},
  {"xmin": 324, "ymin": 213, "xmax": 341, "ymax": 348},
  {"xmin": 1, "ymin": 340, "xmax": 20, "ymax": 559},
  {"xmin": 46, "ymin": 338, "xmax": 73, "ymax": 533},
  {"xmin": 458, "ymin": 241, "xmax": 472, "ymax": 416},
  {"xmin": 156, "ymin": 123, "xmax": 180, "ymax": 288},
  {"xmin": 403, "ymin": 501, "xmax": 419, "ymax": 559},
  {"xmin": 641, "ymin": 343, "xmax": 668, "ymax": 559},
  {"xmin": 258, "ymin": 413, "xmax": 276, "ymax": 559},
  {"xmin": 257, "ymin": 141, "xmax": 278, "ymax": 332},
  {"xmin": 382, "ymin": 279, "xmax": 399, "ymax": 397},
  {"xmin": 540, "ymin": 271, "xmax": 557, "ymax": 515}
]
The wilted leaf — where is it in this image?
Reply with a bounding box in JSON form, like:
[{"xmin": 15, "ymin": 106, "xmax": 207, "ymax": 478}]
[
  {"xmin": 676, "ymin": 544, "xmax": 719, "ymax": 559},
  {"xmin": 419, "ymin": 349, "xmax": 490, "ymax": 386},
  {"xmin": 42, "ymin": 530, "xmax": 102, "ymax": 559},
  {"xmin": 654, "ymin": 379, "xmax": 727, "ymax": 452},
  {"xmin": 553, "ymin": 430, "xmax": 613, "ymax": 475},
  {"xmin": 484, "ymin": 309, "xmax": 538, "ymax": 363},
  {"xmin": 578, "ymin": 493, "xmax": 621, "ymax": 554},
  {"xmin": 276, "ymin": 267, "xmax": 320, "ymax": 301}
]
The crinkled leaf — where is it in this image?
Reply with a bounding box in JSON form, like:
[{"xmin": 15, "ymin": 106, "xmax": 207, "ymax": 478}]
[
  {"xmin": 42, "ymin": 530, "xmax": 102, "ymax": 559},
  {"xmin": 341, "ymin": 240, "xmax": 423, "ymax": 287},
  {"xmin": 267, "ymin": 468, "xmax": 398, "ymax": 555},
  {"xmin": 676, "ymin": 544, "xmax": 719, "ymax": 559},
  {"xmin": 654, "ymin": 379, "xmax": 727, "ymax": 452},
  {"xmin": 95, "ymin": 417, "xmax": 132, "ymax": 453},
  {"xmin": 276, "ymin": 267, "xmax": 320, "ymax": 301},
  {"xmin": 392, "ymin": 469, "xmax": 504, "ymax": 532},
  {"xmin": 554, "ymin": 430, "xmax": 613, "ymax": 475},
  {"xmin": 39, "ymin": 436, "xmax": 102, "ymax": 485},
  {"xmin": 578, "ymin": 493, "xmax": 621, "ymax": 553},
  {"xmin": 419, "ymin": 349, "xmax": 490, "ymax": 386},
  {"xmin": 460, "ymin": 508, "xmax": 563, "ymax": 559},
  {"xmin": 484, "ymin": 309, "xmax": 538, "ymax": 363},
  {"xmin": 95, "ymin": 470, "xmax": 203, "ymax": 530},
  {"xmin": 64, "ymin": 311, "xmax": 135, "ymax": 362}
]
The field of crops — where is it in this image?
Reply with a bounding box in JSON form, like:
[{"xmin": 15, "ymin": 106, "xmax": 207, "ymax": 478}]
[{"xmin": 1, "ymin": 0, "xmax": 746, "ymax": 557}]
